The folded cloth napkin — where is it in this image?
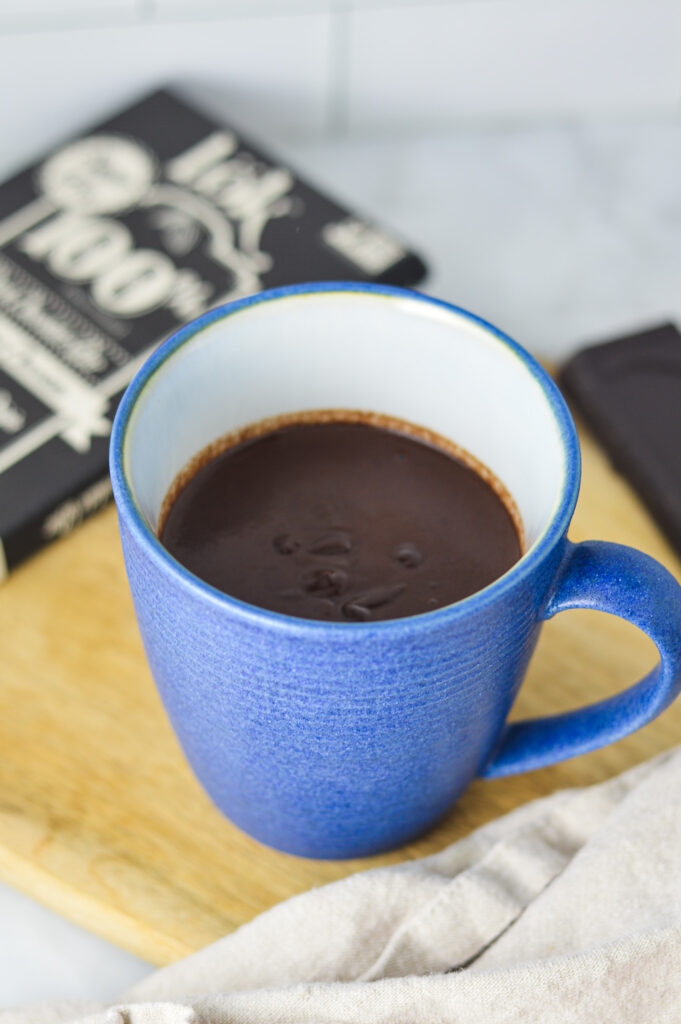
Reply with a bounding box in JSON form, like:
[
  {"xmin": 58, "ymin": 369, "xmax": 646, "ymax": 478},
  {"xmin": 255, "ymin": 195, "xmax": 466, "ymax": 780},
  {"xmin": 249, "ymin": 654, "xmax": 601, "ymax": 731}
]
[{"xmin": 5, "ymin": 746, "xmax": 681, "ymax": 1024}]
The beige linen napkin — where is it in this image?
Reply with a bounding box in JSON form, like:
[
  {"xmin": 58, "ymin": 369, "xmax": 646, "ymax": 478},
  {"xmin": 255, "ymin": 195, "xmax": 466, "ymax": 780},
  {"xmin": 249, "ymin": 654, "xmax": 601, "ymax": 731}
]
[{"xmin": 5, "ymin": 747, "xmax": 681, "ymax": 1024}]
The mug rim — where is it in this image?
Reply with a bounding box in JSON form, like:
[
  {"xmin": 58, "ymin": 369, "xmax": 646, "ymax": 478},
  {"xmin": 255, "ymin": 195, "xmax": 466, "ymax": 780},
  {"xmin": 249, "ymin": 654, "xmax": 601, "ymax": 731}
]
[{"xmin": 110, "ymin": 281, "xmax": 581, "ymax": 636}]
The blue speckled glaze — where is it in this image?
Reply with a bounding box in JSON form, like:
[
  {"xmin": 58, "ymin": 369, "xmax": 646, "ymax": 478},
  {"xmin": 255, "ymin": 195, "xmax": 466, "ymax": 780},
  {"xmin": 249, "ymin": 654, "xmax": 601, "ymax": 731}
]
[{"xmin": 110, "ymin": 283, "xmax": 681, "ymax": 859}]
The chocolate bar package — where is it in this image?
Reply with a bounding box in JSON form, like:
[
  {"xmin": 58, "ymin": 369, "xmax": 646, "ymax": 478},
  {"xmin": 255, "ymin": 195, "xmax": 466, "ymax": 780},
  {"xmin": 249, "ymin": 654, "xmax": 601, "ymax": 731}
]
[
  {"xmin": 560, "ymin": 322, "xmax": 681, "ymax": 557},
  {"xmin": 0, "ymin": 88, "xmax": 426, "ymax": 579}
]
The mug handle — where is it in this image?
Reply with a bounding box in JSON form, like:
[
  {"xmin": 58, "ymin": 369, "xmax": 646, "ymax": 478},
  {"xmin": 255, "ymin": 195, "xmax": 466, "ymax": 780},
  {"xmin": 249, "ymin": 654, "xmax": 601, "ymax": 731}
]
[{"xmin": 481, "ymin": 540, "xmax": 681, "ymax": 778}]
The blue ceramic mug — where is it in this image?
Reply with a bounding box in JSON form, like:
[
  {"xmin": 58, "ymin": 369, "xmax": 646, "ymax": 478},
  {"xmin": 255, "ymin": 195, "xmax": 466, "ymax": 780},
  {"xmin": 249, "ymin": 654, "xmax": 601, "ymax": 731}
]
[{"xmin": 110, "ymin": 283, "xmax": 681, "ymax": 859}]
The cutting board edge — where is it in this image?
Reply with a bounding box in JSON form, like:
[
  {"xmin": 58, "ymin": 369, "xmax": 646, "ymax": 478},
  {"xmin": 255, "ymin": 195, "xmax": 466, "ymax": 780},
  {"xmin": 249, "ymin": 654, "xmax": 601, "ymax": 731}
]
[{"xmin": 0, "ymin": 844, "xmax": 188, "ymax": 967}]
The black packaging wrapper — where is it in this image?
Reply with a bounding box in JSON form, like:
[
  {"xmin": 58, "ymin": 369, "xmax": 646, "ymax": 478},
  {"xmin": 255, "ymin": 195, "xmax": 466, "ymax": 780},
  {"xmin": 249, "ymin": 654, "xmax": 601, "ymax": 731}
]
[
  {"xmin": 0, "ymin": 88, "xmax": 426, "ymax": 578},
  {"xmin": 560, "ymin": 322, "xmax": 681, "ymax": 558}
]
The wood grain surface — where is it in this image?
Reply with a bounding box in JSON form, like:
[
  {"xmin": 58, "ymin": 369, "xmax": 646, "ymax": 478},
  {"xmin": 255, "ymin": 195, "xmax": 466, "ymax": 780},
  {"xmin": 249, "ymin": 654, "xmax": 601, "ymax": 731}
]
[{"xmin": 0, "ymin": 415, "xmax": 678, "ymax": 966}]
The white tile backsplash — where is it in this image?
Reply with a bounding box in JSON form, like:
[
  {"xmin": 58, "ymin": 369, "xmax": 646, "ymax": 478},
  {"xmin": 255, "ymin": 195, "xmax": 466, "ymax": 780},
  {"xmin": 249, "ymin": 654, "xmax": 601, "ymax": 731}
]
[
  {"xmin": 0, "ymin": 1, "xmax": 679, "ymax": 151},
  {"xmin": 0, "ymin": 0, "xmax": 137, "ymax": 30},
  {"xmin": 346, "ymin": 0, "xmax": 681, "ymax": 131},
  {"xmin": 3, "ymin": 0, "xmax": 136, "ymax": 7},
  {"xmin": 152, "ymin": 0, "xmax": 453, "ymax": 14},
  {"xmin": 154, "ymin": 0, "xmax": 323, "ymax": 15},
  {"xmin": 0, "ymin": 12, "xmax": 332, "ymax": 180}
]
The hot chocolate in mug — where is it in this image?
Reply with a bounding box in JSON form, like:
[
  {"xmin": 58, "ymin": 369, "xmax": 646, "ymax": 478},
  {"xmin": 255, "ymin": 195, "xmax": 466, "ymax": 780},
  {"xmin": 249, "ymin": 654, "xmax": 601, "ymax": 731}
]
[{"xmin": 110, "ymin": 283, "xmax": 681, "ymax": 858}]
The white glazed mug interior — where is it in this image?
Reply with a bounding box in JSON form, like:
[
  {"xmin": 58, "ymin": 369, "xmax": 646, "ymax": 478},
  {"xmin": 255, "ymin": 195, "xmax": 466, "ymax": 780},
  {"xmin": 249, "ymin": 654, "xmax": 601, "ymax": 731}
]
[{"xmin": 122, "ymin": 287, "xmax": 571, "ymax": 578}]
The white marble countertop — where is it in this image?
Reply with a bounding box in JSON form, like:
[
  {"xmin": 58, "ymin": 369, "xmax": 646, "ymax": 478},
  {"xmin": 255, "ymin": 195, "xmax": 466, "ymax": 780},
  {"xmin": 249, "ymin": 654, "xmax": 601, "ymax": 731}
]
[
  {"xmin": 289, "ymin": 118, "xmax": 681, "ymax": 362},
  {"xmin": 2, "ymin": 116, "xmax": 680, "ymax": 1012}
]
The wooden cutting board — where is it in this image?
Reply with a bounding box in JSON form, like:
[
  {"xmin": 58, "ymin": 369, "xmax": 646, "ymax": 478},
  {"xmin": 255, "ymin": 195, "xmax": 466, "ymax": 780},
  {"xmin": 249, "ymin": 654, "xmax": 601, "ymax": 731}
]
[{"xmin": 0, "ymin": 413, "xmax": 679, "ymax": 966}]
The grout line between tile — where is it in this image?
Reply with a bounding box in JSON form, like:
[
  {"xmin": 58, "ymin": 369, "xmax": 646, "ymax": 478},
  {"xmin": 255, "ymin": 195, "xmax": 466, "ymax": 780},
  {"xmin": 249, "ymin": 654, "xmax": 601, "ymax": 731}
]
[
  {"xmin": 151, "ymin": 1, "xmax": 334, "ymax": 23},
  {"xmin": 0, "ymin": 1, "xmax": 315, "ymax": 36},
  {"xmin": 0, "ymin": 7, "xmax": 143, "ymax": 37},
  {"xmin": 0, "ymin": 0, "xmax": 490, "ymax": 38},
  {"xmin": 326, "ymin": 4, "xmax": 351, "ymax": 137}
]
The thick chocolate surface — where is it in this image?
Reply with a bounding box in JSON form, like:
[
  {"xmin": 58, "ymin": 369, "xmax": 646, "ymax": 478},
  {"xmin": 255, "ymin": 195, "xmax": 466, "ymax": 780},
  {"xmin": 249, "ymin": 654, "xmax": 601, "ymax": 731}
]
[{"xmin": 160, "ymin": 420, "xmax": 521, "ymax": 621}]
